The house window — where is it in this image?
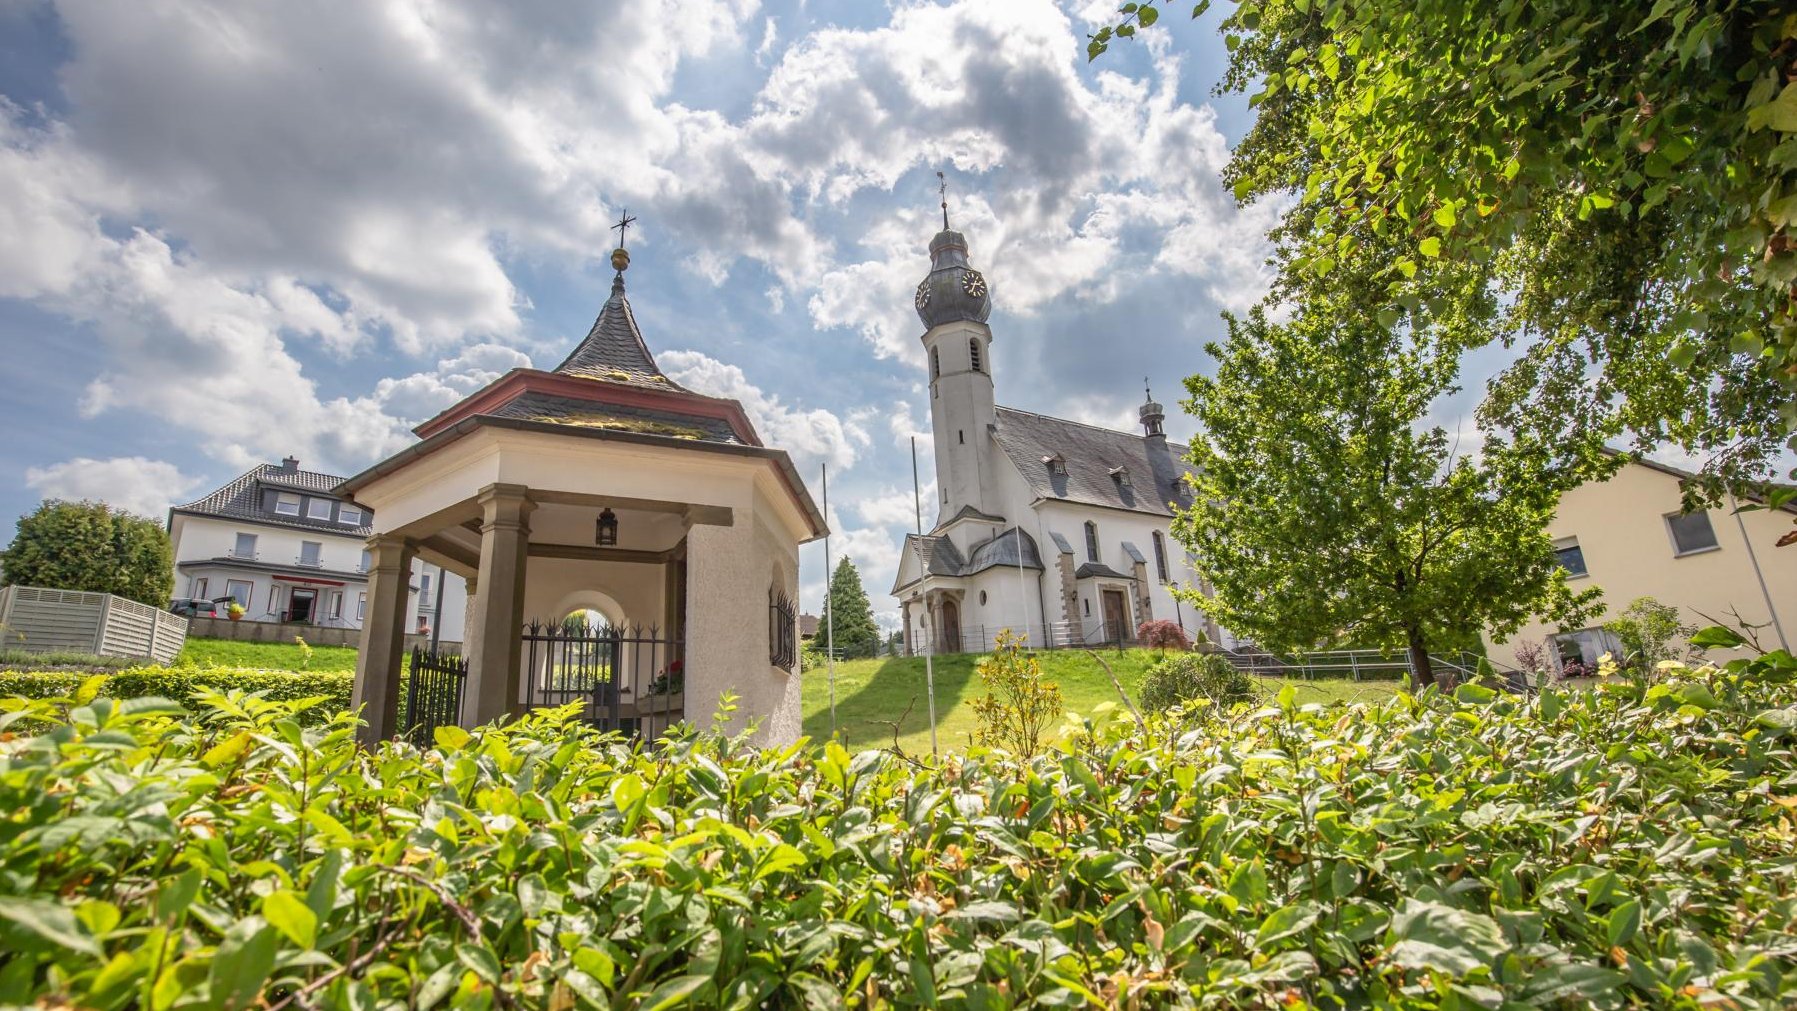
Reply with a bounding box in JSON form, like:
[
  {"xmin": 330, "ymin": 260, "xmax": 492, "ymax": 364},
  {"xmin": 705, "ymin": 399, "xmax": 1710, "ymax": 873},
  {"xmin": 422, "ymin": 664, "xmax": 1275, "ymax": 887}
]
[
  {"xmin": 225, "ymin": 579, "xmax": 254, "ymax": 608},
  {"xmin": 1152, "ymin": 531, "xmax": 1170, "ymax": 583},
  {"xmin": 338, "ymin": 504, "xmax": 364, "ymax": 525},
  {"xmin": 268, "ymin": 584, "xmax": 284, "ymax": 614},
  {"xmin": 1553, "ymin": 536, "xmax": 1588, "ymax": 577},
  {"xmin": 306, "ymin": 497, "xmax": 333, "ymax": 520},
  {"xmin": 274, "ymin": 492, "xmax": 301, "ymax": 516},
  {"xmin": 1084, "ymin": 521, "xmax": 1099, "ymax": 562},
  {"xmin": 969, "ymin": 338, "xmax": 982, "ymax": 373},
  {"xmin": 359, "ymin": 550, "xmax": 372, "ymax": 573},
  {"xmin": 327, "ymin": 590, "xmax": 342, "ymax": 619},
  {"xmin": 191, "ymin": 577, "xmax": 209, "ymax": 598},
  {"xmin": 232, "ymin": 532, "xmax": 258, "ymax": 559},
  {"xmin": 930, "ymin": 346, "xmax": 941, "ymax": 380},
  {"xmin": 420, "ymin": 572, "xmax": 432, "ymax": 597},
  {"xmin": 299, "ymin": 541, "xmax": 322, "ymax": 567},
  {"xmin": 417, "ymin": 616, "xmax": 429, "ymax": 634},
  {"xmin": 356, "ymin": 593, "xmax": 367, "ymax": 621},
  {"xmin": 1666, "ymin": 511, "xmax": 1719, "ymax": 556}
]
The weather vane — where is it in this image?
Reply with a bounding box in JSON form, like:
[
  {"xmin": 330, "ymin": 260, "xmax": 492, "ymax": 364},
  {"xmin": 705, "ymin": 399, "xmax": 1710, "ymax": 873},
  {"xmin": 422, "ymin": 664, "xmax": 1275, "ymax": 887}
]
[
  {"xmin": 1145, "ymin": 377, "xmax": 1152, "ymax": 401},
  {"xmin": 937, "ymin": 171, "xmax": 950, "ymax": 230},
  {"xmin": 610, "ymin": 208, "xmax": 637, "ymax": 273}
]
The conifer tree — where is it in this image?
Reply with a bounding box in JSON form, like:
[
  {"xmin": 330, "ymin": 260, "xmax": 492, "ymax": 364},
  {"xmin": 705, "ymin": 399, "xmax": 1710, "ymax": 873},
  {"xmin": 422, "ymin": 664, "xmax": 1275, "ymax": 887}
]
[{"xmin": 820, "ymin": 557, "xmax": 881, "ymax": 659}]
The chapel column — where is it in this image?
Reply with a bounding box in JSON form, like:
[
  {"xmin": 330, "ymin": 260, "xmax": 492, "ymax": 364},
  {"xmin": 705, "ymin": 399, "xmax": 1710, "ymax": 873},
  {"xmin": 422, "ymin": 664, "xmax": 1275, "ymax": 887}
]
[
  {"xmin": 463, "ymin": 484, "xmax": 534, "ymax": 727},
  {"xmin": 352, "ymin": 534, "xmax": 415, "ymax": 747}
]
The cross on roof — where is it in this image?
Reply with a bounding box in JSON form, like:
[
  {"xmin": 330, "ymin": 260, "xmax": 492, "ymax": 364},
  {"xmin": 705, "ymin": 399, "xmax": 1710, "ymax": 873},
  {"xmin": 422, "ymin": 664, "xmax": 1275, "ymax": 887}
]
[
  {"xmin": 937, "ymin": 171, "xmax": 949, "ymax": 230},
  {"xmin": 611, "ymin": 209, "xmax": 637, "ymax": 249}
]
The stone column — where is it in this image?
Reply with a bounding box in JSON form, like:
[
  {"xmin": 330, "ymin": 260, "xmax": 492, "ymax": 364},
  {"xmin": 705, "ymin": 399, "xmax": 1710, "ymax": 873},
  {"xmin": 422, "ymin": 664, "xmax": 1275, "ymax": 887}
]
[
  {"xmin": 463, "ymin": 484, "xmax": 534, "ymax": 727},
  {"xmin": 352, "ymin": 534, "xmax": 415, "ymax": 747}
]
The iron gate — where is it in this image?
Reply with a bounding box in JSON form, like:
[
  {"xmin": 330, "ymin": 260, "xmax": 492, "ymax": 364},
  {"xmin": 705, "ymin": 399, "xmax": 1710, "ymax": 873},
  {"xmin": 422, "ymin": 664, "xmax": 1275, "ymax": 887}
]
[
  {"xmin": 521, "ymin": 620, "xmax": 684, "ymax": 740},
  {"xmin": 404, "ymin": 646, "xmax": 467, "ymax": 747}
]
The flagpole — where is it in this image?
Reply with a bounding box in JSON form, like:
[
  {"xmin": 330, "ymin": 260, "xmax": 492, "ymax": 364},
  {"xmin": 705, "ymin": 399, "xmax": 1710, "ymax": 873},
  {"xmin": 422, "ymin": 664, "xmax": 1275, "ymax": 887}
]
[
  {"xmin": 912, "ymin": 437, "xmax": 939, "ymax": 759},
  {"xmin": 823, "ymin": 462, "xmax": 837, "ymax": 738}
]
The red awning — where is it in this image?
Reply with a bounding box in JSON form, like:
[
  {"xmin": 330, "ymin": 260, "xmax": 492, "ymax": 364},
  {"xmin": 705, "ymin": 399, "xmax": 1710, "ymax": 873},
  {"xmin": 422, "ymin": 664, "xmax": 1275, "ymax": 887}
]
[{"xmin": 273, "ymin": 575, "xmax": 346, "ymax": 587}]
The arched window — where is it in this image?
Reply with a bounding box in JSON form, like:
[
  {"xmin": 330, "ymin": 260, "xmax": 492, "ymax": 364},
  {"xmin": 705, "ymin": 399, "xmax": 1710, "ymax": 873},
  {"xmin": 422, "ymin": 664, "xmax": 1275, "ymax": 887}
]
[
  {"xmin": 1152, "ymin": 531, "xmax": 1170, "ymax": 583},
  {"xmin": 969, "ymin": 338, "xmax": 983, "ymax": 373},
  {"xmin": 1084, "ymin": 521, "xmax": 1099, "ymax": 562},
  {"xmin": 931, "ymin": 346, "xmax": 941, "ymax": 379}
]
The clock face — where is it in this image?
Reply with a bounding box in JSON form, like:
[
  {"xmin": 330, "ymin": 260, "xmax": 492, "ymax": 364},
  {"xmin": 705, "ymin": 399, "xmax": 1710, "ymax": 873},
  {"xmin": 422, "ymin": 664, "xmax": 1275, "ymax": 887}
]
[
  {"xmin": 914, "ymin": 281, "xmax": 931, "ymax": 310},
  {"xmin": 961, "ymin": 270, "xmax": 987, "ymax": 298}
]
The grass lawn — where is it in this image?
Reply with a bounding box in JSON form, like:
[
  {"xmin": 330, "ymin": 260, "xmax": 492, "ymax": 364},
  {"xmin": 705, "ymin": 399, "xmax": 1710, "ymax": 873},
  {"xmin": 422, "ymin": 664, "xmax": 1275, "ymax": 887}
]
[
  {"xmin": 176, "ymin": 636, "xmax": 359, "ymax": 672},
  {"xmin": 800, "ymin": 648, "xmax": 1403, "ymax": 755}
]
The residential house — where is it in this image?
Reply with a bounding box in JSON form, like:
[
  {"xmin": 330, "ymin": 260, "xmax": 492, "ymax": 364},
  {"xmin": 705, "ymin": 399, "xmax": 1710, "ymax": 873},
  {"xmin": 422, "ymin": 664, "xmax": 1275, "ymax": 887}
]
[{"xmin": 168, "ymin": 458, "xmax": 466, "ymax": 641}]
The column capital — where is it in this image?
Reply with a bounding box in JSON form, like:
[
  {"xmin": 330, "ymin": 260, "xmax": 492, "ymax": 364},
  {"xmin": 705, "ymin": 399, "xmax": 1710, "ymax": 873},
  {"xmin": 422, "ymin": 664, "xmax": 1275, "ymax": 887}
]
[
  {"xmin": 477, "ymin": 483, "xmax": 536, "ymax": 534},
  {"xmin": 362, "ymin": 534, "xmax": 416, "ymax": 573}
]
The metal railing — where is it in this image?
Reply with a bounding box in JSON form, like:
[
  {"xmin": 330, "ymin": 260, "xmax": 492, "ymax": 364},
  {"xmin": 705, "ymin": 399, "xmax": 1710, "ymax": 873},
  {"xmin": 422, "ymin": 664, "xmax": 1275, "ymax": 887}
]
[
  {"xmin": 404, "ymin": 647, "xmax": 466, "ymax": 747},
  {"xmin": 1219, "ymin": 647, "xmax": 1534, "ymax": 693},
  {"xmin": 520, "ymin": 620, "xmax": 684, "ymax": 741}
]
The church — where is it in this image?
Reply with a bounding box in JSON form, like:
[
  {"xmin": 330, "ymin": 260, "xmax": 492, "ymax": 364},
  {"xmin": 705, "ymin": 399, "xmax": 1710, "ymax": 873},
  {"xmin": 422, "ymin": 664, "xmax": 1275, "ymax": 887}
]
[{"xmin": 892, "ymin": 218, "xmax": 1228, "ymax": 655}]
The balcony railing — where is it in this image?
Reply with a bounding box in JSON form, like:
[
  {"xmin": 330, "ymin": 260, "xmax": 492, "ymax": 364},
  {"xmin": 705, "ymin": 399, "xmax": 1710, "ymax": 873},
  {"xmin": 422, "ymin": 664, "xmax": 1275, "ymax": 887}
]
[
  {"xmin": 227, "ymin": 549, "xmax": 258, "ymax": 560},
  {"xmin": 295, "ymin": 555, "xmax": 324, "ymax": 569}
]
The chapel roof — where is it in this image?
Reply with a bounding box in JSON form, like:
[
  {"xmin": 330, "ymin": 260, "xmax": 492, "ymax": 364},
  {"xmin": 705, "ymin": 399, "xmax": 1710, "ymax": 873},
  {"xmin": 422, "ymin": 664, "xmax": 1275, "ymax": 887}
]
[
  {"xmin": 552, "ymin": 274, "xmax": 685, "ymax": 390},
  {"xmin": 992, "ymin": 406, "xmax": 1199, "ymax": 517}
]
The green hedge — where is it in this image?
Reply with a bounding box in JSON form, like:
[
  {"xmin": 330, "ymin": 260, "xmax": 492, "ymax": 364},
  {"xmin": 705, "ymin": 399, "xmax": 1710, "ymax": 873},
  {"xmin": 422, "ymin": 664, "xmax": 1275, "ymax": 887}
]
[
  {"xmin": 2, "ymin": 641, "xmax": 1794, "ymax": 1007},
  {"xmin": 0, "ymin": 667, "xmax": 353, "ymax": 715}
]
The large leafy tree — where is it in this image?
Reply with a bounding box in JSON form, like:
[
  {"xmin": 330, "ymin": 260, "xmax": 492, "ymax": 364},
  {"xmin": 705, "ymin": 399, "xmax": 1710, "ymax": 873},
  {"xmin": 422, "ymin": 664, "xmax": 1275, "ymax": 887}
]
[
  {"xmin": 1094, "ymin": 0, "xmax": 1797, "ymax": 513},
  {"xmin": 821, "ymin": 557, "xmax": 882, "ymax": 659},
  {"xmin": 0, "ymin": 500, "xmax": 175, "ymax": 607},
  {"xmin": 1172, "ymin": 281, "xmax": 1605, "ymax": 688}
]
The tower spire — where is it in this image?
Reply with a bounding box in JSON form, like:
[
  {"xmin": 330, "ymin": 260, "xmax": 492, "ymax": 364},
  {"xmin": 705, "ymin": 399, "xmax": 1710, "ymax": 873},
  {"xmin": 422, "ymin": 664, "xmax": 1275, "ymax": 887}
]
[{"xmin": 937, "ymin": 171, "xmax": 950, "ymax": 230}]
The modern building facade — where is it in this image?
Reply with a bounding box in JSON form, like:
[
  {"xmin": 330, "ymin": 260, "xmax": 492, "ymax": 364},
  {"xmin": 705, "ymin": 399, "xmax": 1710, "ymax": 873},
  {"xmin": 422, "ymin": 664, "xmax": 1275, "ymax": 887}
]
[
  {"xmin": 1483, "ymin": 456, "xmax": 1794, "ymax": 670},
  {"xmin": 891, "ymin": 221, "xmax": 1228, "ymax": 653},
  {"xmin": 168, "ymin": 458, "xmax": 466, "ymax": 641}
]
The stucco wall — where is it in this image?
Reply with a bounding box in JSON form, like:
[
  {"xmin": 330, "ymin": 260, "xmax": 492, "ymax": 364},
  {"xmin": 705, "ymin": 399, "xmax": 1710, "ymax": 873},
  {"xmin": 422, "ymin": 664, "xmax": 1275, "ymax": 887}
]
[{"xmin": 1482, "ymin": 461, "xmax": 1795, "ymax": 665}]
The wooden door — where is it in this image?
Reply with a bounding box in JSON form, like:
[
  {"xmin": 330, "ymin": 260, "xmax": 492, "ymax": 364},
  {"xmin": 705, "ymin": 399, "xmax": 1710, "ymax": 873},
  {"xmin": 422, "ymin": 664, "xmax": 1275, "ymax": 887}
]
[
  {"xmin": 940, "ymin": 599, "xmax": 961, "ymax": 654},
  {"xmin": 1101, "ymin": 590, "xmax": 1128, "ymax": 645}
]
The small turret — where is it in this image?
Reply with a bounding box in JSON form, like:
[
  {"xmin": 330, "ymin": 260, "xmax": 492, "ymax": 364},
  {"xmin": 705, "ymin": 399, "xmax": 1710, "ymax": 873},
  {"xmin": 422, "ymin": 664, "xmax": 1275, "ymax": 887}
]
[{"xmin": 1140, "ymin": 380, "xmax": 1165, "ymax": 439}]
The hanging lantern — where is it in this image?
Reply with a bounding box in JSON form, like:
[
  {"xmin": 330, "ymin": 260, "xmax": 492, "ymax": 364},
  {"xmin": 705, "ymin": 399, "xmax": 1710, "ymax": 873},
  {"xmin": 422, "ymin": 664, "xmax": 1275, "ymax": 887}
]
[{"xmin": 595, "ymin": 508, "xmax": 619, "ymax": 546}]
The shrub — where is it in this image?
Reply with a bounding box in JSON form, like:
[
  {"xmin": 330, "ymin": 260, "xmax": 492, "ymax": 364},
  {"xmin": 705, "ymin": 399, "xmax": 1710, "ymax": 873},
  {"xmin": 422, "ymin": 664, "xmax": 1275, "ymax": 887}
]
[
  {"xmin": 1604, "ymin": 596, "xmax": 1696, "ymax": 675},
  {"xmin": 970, "ymin": 630, "xmax": 1062, "ymax": 757},
  {"xmin": 0, "ymin": 666, "xmax": 354, "ymax": 718},
  {"xmin": 1134, "ymin": 619, "xmax": 1191, "ymax": 653},
  {"xmin": 0, "ymin": 648, "xmax": 136, "ymax": 671},
  {"xmin": 2, "ymin": 648, "xmax": 1794, "ymax": 1008},
  {"xmin": 1137, "ymin": 651, "xmax": 1255, "ymax": 712}
]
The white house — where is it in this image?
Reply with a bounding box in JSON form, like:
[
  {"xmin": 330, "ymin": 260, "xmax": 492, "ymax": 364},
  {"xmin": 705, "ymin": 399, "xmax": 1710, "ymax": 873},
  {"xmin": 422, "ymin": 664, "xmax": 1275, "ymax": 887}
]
[
  {"xmin": 338, "ymin": 241, "xmax": 825, "ymax": 747},
  {"xmin": 892, "ymin": 221, "xmax": 1228, "ymax": 653},
  {"xmin": 168, "ymin": 458, "xmax": 467, "ymax": 641}
]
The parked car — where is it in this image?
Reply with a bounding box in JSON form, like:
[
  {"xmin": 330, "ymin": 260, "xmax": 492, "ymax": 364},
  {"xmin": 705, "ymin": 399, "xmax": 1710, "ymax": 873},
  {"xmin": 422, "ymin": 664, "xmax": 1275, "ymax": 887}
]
[{"xmin": 168, "ymin": 596, "xmax": 232, "ymax": 618}]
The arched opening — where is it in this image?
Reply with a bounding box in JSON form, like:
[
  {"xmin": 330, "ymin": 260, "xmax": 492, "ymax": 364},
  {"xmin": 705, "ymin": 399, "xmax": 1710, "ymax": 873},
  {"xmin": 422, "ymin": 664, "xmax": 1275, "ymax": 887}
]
[
  {"xmin": 930, "ymin": 346, "xmax": 941, "ymax": 379},
  {"xmin": 969, "ymin": 338, "xmax": 982, "ymax": 373}
]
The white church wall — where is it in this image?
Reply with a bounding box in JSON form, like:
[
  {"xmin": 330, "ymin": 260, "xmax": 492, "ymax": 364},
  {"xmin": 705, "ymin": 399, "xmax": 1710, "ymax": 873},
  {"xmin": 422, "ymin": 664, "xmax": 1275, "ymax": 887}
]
[
  {"xmin": 1034, "ymin": 501, "xmax": 1212, "ymax": 644},
  {"xmin": 961, "ymin": 566, "xmax": 1048, "ymax": 651}
]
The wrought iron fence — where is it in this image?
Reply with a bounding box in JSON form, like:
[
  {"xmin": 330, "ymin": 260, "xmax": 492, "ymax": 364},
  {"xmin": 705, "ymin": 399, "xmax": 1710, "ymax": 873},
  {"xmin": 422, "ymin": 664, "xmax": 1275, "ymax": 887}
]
[
  {"xmin": 769, "ymin": 591, "xmax": 797, "ymax": 668},
  {"xmin": 520, "ymin": 620, "xmax": 684, "ymax": 740},
  {"xmin": 404, "ymin": 646, "xmax": 467, "ymax": 747}
]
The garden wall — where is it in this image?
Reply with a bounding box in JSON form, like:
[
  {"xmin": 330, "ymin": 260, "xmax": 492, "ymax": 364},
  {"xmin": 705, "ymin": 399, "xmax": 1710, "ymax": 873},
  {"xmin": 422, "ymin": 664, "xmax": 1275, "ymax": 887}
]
[
  {"xmin": 186, "ymin": 614, "xmax": 458, "ymax": 654},
  {"xmin": 0, "ymin": 585, "xmax": 187, "ymax": 664}
]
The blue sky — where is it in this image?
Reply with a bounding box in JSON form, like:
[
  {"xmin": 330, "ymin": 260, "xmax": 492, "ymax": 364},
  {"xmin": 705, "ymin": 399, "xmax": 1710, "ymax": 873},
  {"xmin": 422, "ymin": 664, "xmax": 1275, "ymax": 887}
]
[{"xmin": 0, "ymin": 0, "xmax": 1302, "ymax": 625}]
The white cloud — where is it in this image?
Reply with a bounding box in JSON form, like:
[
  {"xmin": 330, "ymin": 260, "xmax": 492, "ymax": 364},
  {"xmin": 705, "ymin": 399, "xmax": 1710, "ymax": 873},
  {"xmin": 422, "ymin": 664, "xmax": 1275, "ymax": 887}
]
[
  {"xmin": 657, "ymin": 349, "xmax": 868, "ymax": 471},
  {"xmin": 24, "ymin": 456, "xmax": 203, "ymax": 518}
]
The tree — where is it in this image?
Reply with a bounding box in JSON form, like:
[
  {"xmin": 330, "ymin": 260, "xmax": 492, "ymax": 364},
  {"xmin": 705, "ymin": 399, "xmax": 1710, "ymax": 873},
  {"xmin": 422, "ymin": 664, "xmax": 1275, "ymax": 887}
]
[
  {"xmin": 820, "ymin": 557, "xmax": 881, "ymax": 659},
  {"xmin": 1170, "ymin": 281, "xmax": 1605, "ymax": 690},
  {"xmin": 0, "ymin": 500, "xmax": 175, "ymax": 607},
  {"xmin": 1093, "ymin": 0, "xmax": 1795, "ymax": 513},
  {"xmin": 971, "ymin": 631, "xmax": 1063, "ymax": 758},
  {"xmin": 1604, "ymin": 596, "xmax": 1696, "ymax": 673}
]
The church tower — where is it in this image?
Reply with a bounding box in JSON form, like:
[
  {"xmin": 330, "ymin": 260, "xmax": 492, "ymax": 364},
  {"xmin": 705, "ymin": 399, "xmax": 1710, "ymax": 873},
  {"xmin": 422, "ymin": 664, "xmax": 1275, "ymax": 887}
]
[{"xmin": 914, "ymin": 216, "xmax": 996, "ymax": 526}]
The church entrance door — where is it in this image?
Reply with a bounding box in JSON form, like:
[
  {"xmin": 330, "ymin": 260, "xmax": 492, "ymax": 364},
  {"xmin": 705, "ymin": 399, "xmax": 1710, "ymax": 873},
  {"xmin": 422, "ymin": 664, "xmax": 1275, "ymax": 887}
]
[
  {"xmin": 1101, "ymin": 589, "xmax": 1128, "ymax": 646},
  {"xmin": 940, "ymin": 599, "xmax": 961, "ymax": 654}
]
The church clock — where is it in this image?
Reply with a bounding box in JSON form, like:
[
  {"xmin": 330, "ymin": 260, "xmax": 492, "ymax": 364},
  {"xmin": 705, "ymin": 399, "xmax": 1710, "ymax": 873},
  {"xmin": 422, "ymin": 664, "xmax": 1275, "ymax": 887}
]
[
  {"xmin": 961, "ymin": 270, "xmax": 987, "ymax": 298},
  {"xmin": 914, "ymin": 281, "xmax": 931, "ymax": 311}
]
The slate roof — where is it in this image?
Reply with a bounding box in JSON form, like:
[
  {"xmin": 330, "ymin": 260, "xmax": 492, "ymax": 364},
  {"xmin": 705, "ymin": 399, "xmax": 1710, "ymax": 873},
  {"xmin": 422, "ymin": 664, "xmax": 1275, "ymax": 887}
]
[
  {"xmin": 552, "ymin": 275, "xmax": 685, "ymax": 391},
  {"xmin": 487, "ymin": 391, "xmax": 743, "ymax": 445},
  {"xmin": 992, "ymin": 406, "xmax": 1199, "ymax": 517},
  {"xmin": 940, "ymin": 503, "xmax": 1006, "ymax": 526},
  {"xmin": 893, "ymin": 527, "xmax": 1043, "ymax": 592},
  {"xmin": 172, "ymin": 463, "xmax": 371, "ymax": 536},
  {"xmin": 1074, "ymin": 561, "xmax": 1135, "ymax": 580}
]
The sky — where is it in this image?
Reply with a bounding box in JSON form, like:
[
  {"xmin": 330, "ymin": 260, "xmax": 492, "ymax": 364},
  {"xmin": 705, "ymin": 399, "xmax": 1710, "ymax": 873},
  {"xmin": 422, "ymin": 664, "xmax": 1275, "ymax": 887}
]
[{"xmin": 0, "ymin": 0, "xmax": 1310, "ymax": 628}]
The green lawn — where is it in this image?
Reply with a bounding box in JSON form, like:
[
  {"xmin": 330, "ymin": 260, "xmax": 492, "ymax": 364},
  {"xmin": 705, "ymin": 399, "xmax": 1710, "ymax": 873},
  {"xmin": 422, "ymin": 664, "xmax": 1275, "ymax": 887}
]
[
  {"xmin": 176, "ymin": 636, "xmax": 359, "ymax": 672},
  {"xmin": 800, "ymin": 648, "xmax": 1402, "ymax": 755}
]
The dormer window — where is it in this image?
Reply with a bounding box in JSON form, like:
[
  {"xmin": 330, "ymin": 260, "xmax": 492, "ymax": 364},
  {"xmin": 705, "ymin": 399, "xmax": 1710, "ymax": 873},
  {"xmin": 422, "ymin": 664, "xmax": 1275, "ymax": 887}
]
[
  {"xmin": 1042, "ymin": 453, "xmax": 1067, "ymax": 476},
  {"xmin": 1110, "ymin": 466, "xmax": 1132, "ymax": 489},
  {"xmin": 306, "ymin": 497, "xmax": 333, "ymax": 520},
  {"xmin": 273, "ymin": 492, "xmax": 301, "ymax": 516}
]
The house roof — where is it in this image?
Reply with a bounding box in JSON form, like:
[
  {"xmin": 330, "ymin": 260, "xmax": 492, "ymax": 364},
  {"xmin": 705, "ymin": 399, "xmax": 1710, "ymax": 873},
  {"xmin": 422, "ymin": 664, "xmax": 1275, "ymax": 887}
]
[
  {"xmin": 992, "ymin": 406, "xmax": 1198, "ymax": 517},
  {"xmin": 171, "ymin": 463, "xmax": 371, "ymax": 536},
  {"xmin": 1608, "ymin": 450, "xmax": 1797, "ymax": 514},
  {"xmin": 552, "ymin": 274, "xmax": 684, "ymax": 391}
]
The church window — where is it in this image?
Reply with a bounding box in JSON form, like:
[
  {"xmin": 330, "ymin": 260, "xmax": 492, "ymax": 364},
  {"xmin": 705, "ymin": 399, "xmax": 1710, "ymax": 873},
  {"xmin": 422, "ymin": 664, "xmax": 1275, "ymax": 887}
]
[
  {"xmin": 969, "ymin": 338, "xmax": 982, "ymax": 373},
  {"xmin": 1084, "ymin": 521, "xmax": 1099, "ymax": 562},
  {"xmin": 958, "ymin": 430, "xmax": 964, "ymax": 444},
  {"xmin": 931, "ymin": 346, "xmax": 940, "ymax": 380},
  {"xmin": 1152, "ymin": 531, "xmax": 1169, "ymax": 582},
  {"xmin": 1083, "ymin": 598, "xmax": 1091, "ymax": 616}
]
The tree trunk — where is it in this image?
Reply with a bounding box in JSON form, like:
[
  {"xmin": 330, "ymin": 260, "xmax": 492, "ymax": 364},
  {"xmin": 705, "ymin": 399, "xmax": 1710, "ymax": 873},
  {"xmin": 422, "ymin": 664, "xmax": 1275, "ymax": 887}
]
[{"xmin": 1404, "ymin": 624, "xmax": 1435, "ymax": 692}]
